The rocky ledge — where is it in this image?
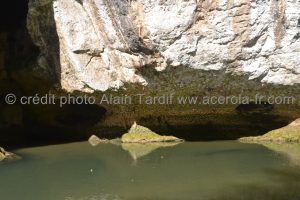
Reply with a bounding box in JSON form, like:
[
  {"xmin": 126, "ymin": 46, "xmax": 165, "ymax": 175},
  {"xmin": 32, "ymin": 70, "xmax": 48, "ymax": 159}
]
[{"xmin": 240, "ymin": 118, "xmax": 300, "ymax": 143}]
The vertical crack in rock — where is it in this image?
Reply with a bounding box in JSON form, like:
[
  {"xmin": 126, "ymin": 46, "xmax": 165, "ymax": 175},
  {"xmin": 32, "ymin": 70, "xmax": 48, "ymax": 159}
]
[
  {"xmin": 227, "ymin": 0, "xmax": 251, "ymax": 61},
  {"xmin": 128, "ymin": 1, "xmax": 147, "ymax": 42},
  {"xmin": 271, "ymin": 0, "xmax": 286, "ymax": 49},
  {"xmin": 103, "ymin": 0, "xmax": 130, "ymax": 51},
  {"xmin": 50, "ymin": 0, "xmax": 149, "ymax": 92}
]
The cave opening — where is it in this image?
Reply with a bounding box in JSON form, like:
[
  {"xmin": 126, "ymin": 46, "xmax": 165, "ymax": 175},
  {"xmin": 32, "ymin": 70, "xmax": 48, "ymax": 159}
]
[
  {"xmin": 0, "ymin": 1, "xmax": 296, "ymax": 148},
  {"xmin": 55, "ymin": 104, "xmax": 107, "ymax": 126},
  {"xmin": 132, "ymin": 100, "xmax": 292, "ymax": 142},
  {"xmin": 1, "ymin": 101, "xmax": 108, "ymax": 150},
  {"xmin": 0, "ymin": 1, "xmax": 60, "ymax": 149}
]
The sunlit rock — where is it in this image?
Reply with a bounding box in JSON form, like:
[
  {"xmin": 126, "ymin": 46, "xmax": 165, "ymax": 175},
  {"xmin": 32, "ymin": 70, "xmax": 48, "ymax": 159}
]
[
  {"xmin": 27, "ymin": 0, "xmax": 300, "ymax": 93},
  {"xmin": 25, "ymin": 0, "xmax": 300, "ymax": 137},
  {"xmin": 121, "ymin": 122, "xmax": 183, "ymax": 143}
]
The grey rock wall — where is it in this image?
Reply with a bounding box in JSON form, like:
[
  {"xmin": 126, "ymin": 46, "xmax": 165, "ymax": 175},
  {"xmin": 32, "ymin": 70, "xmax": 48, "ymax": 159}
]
[{"xmin": 27, "ymin": 0, "xmax": 300, "ymax": 93}]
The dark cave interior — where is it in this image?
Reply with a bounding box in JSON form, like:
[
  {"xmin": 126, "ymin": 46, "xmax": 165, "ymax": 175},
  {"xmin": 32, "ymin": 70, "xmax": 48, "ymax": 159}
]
[{"xmin": 0, "ymin": 1, "xmax": 29, "ymax": 31}]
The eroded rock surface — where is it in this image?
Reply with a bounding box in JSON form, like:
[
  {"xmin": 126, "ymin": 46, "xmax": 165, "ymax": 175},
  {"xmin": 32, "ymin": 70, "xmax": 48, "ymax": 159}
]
[
  {"xmin": 27, "ymin": 0, "xmax": 300, "ymax": 92},
  {"xmin": 25, "ymin": 0, "xmax": 300, "ymax": 139}
]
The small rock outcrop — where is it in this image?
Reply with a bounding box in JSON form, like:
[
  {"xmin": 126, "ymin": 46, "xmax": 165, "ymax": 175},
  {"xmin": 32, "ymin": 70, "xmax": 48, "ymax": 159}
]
[
  {"xmin": 88, "ymin": 135, "xmax": 109, "ymax": 146},
  {"xmin": 0, "ymin": 147, "xmax": 20, "ymax": 162},
  {"xmin": 240, "ymin": 119, "xmax": 300, "ymax": 143},
  {"xmin": 121, "ymin": 122, "xmax": 183, "ymax": 143}
]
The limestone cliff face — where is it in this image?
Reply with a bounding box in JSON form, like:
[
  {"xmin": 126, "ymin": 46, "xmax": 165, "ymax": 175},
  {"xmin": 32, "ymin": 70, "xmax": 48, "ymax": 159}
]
[
  {"xmin": 27, "ymin": 0, "xmax": 300, "ymax": 93},
  {"xmin": 24, "ymin": 0, "xmax": 300, "ymax": 140}
]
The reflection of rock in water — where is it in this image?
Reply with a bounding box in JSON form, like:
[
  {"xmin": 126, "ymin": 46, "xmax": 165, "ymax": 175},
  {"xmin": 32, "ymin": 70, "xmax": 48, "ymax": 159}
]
[
  {"xmin": 261, "ymin": 143, "xmax": 300, "ymax": 167},
  {"xmin": 64, "ymin": 193, "xmax": 122, "ymax": 200},
  {"xmin": 122, "ymin": 142, "xmax": 180, "ymax": 160}
]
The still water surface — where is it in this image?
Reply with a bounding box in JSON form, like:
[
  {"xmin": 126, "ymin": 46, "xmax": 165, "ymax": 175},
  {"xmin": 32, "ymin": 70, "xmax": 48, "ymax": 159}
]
[{"xmin": 0, "ymin": 141, "xmax": 300, "ymax": 200}]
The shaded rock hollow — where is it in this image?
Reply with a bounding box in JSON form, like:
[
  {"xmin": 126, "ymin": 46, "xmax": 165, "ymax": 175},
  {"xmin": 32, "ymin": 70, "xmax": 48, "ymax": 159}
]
[{"xmin": 2, "ymin": 0, "xmax": 300, "ymax": 144}]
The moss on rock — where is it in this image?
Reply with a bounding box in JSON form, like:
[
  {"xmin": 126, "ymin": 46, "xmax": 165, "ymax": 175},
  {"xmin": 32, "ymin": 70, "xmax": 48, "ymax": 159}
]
[
  {"xmin": 240, "ymin": 119, "xmax": 300, "ymax": 143},
  {"xmin": 121, "ymin": 122, "xmax": 183, "ymax": 143}
]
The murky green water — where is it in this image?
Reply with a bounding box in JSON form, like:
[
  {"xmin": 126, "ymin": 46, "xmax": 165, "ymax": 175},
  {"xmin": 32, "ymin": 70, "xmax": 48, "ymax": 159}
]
[{"xmin": 1, "ymin": 141, "xmax": 300, "ymax": 200}]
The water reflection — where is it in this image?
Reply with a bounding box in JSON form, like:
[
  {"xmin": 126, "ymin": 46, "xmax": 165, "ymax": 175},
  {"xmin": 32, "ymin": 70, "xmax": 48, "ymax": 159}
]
[
  {"xmin": 121, "ymin": 142, "xmax": 180, "ymax": 161},
  {"xmin": 259, "ymin": 143, "xmax": 300, "ymax": 167},
  {"xmin": 0, "ymin": 141, "xmax": 299, "ymax": 200},
  {"xmin": 64, "ymin": 193, "xmax": 121, "ymax": 200}
]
